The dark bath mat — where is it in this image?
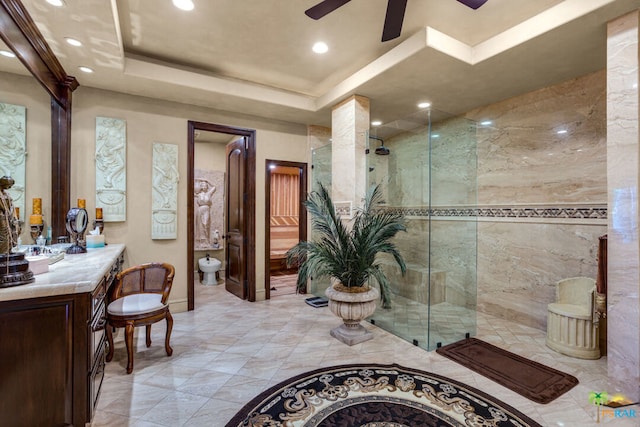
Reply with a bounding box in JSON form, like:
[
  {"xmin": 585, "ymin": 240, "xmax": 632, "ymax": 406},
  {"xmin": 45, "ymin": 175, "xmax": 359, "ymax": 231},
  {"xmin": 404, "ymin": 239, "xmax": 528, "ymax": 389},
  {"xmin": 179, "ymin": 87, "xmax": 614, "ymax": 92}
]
[{"xmin": 436, "ymin": 337, "xmax": 578, "ymax": 404}]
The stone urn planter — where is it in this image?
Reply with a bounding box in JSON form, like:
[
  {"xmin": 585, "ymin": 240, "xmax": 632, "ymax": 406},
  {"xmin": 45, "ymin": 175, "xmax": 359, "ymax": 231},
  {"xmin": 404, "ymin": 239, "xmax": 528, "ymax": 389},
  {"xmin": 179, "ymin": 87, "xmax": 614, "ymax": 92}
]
[
  {"xmin": 286, "ymin": 183, "xmax": 406, "ymax": 346},
  {"xmin": 326, "ymin": 282, "xmax": 379, "ymax": 345}
]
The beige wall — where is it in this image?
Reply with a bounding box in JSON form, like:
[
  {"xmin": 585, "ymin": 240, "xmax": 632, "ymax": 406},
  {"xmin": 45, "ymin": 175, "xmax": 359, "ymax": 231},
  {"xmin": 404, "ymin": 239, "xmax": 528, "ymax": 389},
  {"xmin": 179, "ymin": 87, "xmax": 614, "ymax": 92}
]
[{"xmin": 1, "ymin": 75, "xmax": 310, "ymax": 311}]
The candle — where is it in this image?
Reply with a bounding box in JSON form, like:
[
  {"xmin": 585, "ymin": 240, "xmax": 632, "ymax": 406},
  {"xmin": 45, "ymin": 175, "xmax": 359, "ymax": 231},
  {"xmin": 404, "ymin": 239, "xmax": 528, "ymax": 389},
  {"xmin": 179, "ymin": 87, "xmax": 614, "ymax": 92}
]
[
  {"xmin": 14, "ymin": 207, "xmax": 19, "ymax": 219},
  {"xmin": 77, "ymin": 198, "xmax": 86, "ymax": 209},
  {"xmin": 32, "ymin": 198, "xmax": 42, "ymax": 215},
  {"xmin": 96, "ymin": 207, "xmax": 103, "ymax": 219}
]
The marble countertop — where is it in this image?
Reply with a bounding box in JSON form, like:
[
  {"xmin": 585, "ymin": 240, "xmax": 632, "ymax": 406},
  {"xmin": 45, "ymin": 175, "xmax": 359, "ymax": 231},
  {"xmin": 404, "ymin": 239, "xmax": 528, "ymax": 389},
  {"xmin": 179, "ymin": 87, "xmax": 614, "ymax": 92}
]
[{"xmin": 0, "ymin": 243, "xmax": 125, "ymax": 302}]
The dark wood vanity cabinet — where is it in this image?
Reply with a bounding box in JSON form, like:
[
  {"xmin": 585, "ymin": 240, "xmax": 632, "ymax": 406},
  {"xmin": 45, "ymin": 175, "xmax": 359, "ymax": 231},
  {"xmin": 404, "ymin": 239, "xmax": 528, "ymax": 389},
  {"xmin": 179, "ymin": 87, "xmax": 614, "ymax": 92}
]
[{"xmin": 0, "ymin": 250, "xmax": 123, "ymax": 427}]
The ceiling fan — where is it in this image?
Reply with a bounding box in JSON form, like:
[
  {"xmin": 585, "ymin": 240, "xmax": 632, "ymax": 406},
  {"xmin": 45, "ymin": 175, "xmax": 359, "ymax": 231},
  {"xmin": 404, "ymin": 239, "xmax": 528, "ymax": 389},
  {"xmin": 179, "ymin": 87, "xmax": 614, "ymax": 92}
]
[{"xmin": 305, "ymin": 0, "xmax": 488, "ymax": 42}]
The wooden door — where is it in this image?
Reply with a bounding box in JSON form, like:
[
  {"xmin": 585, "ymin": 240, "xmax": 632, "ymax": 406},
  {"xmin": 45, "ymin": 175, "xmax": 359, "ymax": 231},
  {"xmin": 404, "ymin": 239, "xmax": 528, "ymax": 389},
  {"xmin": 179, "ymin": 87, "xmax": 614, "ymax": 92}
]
[{"xmin": 225, "ymin": 137, "xmax": 247, "ymax": 299}]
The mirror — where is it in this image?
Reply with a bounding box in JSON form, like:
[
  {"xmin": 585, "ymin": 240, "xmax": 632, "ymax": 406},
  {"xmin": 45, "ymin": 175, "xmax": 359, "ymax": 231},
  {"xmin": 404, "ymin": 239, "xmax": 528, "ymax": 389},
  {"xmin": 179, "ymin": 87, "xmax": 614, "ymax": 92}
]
[
  {"xmin": 0, "ymin": 1, "xmax": 78, "ymax": 239},
  {"xmin": 0, "ymin": 41, "xmax": 52, "ymax": 245}
]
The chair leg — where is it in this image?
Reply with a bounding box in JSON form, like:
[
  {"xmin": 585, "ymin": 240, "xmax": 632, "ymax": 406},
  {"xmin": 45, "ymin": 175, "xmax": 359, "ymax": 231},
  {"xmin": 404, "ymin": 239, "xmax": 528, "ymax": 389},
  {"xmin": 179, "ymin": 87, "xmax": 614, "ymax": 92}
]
[
  {"xmin": 125, "ymin": 322, "xmax": 135, "ymax": 374},
  {"xmin": 165, "ymin": 311, "xmax": 173, "ymax": 357},
  {"xmin": 145, "ymin": 325, "xmax": 152, "ymax": 348},
  {"xmin": 106, "ymin": 324, "xmax": 114, "ymax": 362}
]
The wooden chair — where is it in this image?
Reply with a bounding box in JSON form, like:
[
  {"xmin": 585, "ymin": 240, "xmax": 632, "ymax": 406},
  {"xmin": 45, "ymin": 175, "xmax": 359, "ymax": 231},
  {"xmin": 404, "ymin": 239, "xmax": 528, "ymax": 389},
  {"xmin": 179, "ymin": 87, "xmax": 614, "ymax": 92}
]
[{"xmin": 106, "ymin": 262, "xmax": 175, "ymax": 374}]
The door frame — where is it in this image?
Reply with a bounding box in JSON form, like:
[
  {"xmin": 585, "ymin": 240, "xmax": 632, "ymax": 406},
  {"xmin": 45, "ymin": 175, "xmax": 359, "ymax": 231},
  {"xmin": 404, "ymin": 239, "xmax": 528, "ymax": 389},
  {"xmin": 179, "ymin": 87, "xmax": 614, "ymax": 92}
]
[
  {"xmin": 187, "ymin": 121, "xmax": 256, "ymax": 310},
  {"xmin": 265, "ymin": 160, "xmax": 308, "ymax": 299}
]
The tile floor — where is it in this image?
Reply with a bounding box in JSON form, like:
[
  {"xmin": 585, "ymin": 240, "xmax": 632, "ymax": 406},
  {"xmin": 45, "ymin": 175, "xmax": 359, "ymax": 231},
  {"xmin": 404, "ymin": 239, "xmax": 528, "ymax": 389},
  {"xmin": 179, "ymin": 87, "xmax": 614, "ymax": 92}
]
[{"xmin": 92, "ymin": 282, "xmax": 635, "ymax": 427}]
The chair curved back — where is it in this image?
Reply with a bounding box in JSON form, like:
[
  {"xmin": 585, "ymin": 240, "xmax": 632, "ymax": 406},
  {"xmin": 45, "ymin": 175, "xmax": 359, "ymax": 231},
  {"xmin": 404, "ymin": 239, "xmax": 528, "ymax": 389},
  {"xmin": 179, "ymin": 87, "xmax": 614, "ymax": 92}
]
[
  {"xmin": 556, "ymin": 277, "xmax": 595, "ymax": 309},
  {"xmin": 111, "ymin": 262, "xmax": 175, "ymax": 304}
]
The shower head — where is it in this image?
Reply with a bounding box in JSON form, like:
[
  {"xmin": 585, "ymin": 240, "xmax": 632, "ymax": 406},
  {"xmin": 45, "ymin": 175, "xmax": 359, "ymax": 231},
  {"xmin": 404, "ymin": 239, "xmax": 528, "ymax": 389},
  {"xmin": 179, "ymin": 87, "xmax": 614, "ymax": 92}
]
[
  {"xmin": 369, "ymin": 135, "xmax": 390, "ymax": 155},
  {"xmin": 375, "ymin": 145, "xmax": 390, "ymax": 155}
]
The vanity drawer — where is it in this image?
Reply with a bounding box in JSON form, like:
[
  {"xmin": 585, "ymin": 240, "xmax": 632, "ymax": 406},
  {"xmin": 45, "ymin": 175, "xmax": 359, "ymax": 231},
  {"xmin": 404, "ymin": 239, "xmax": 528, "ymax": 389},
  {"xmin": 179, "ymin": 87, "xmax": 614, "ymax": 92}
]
[
  {"xmin": 91, "ymin": 279, "xmax": 106, "ymax": 318},
  {"xmin": 90, "ymin": 302, "xmax": 106, "ymax": 366},
  {"xmin": 88, "ymin": 339, "xmax": 106, "ymax": 418}
]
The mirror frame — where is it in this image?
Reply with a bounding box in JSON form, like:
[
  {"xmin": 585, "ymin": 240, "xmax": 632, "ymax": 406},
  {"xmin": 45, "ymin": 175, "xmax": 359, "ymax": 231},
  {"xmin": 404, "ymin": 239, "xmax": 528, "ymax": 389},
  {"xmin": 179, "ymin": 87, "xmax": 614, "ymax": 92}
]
[{"xmin": 0, "ymin": 0, "xmax": 79, "ymax": 239}]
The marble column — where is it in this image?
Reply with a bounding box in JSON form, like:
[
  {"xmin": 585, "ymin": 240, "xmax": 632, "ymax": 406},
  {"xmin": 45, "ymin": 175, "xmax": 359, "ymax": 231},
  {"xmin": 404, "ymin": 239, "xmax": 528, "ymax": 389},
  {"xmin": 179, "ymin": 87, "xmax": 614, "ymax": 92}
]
[
  {"xmin": 331, "ymin": 96, "xmax": 370, "ymax": 208},
  {"xmin": 606, "ymin": 10, "xmax": 640, "ymax": 401}
]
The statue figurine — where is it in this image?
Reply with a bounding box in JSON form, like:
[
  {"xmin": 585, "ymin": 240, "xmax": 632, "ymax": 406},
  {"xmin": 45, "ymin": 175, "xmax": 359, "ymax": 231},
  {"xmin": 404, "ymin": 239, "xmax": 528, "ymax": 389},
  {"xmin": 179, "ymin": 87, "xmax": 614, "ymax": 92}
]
[{"xmin": 0, "ymin": 175, "xmax": 20, "ymax": 254}]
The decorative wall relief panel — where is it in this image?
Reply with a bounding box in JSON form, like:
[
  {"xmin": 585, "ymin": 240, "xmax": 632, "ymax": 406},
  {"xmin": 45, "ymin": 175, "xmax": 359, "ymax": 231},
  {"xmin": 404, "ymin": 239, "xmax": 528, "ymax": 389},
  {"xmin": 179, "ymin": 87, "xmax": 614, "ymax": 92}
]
[
  {"xmin": 0, "ymin": 103, "xmax": 26, "ymax": 222},
  {"xmin": 194, "ymin": 168, "xmax": 224, "ymax": 250},
  {"xmin": 152, "ymin": 143, "xmax": 179, "ymax": 239},
  {"xmin": 95, "ymin": 117, "xmax": 126, "ymax": 221}
]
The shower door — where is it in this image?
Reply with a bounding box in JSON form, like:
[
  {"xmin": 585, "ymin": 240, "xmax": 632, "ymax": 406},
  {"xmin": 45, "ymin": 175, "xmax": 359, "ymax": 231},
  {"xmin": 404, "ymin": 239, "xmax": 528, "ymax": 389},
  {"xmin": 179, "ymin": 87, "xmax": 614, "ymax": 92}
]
[
  {"xmin": 309, "ymin": 144, "xmax": 332, "ymax": 297},
  {"xmin": 367, "ymin": 109, "xmax": 478, "ymax": 350}
]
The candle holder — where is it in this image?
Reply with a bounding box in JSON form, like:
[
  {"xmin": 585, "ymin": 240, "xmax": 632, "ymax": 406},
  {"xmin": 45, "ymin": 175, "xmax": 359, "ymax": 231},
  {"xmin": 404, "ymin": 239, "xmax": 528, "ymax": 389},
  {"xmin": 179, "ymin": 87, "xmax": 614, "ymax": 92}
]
[{"xmin": 30, "ymin": 223, "xmax": 44, "ymax": 244}]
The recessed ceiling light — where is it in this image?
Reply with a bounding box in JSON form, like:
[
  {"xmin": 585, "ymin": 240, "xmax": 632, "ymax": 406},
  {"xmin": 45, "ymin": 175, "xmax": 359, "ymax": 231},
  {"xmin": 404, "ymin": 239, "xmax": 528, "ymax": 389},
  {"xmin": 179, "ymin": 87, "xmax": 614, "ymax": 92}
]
[
  {"xmin": 371, "ymin": 121, "xmax": 382, "ymax": 126},
  {"xmin": 46, "ymin": 0, "xmax": 65, "ymax": 6},
  {"xmin": 557, "ymin": 129, "xmax": 567, "ymax": 134},
  {"xmin": 0, "ymin": 50, "xmax": 16, "ymax": 58},
  {"xmin": 65, "ymin": 38, "xmax": 82, "ymax": 47},
  {"xmin": 431, "ymin": 134, "xmax": 440, "ymax": 138},
  {"xmin": 172, "ymin": 0, "xmax": 194, "ymax": 11},
  {"xmin": 417, "ymin": 102, "xmax": 431, "ymax": 109},
  {"xmin": 480, "ymin": 120, "xmax": 492, "ymax": 126},
  {"xmin": 312, "ymin": 42, "xmax": 328, "ymax": 54},
  {"xmin": 79, "ymin": 66, "xmax": 94, "ymax": 73}
]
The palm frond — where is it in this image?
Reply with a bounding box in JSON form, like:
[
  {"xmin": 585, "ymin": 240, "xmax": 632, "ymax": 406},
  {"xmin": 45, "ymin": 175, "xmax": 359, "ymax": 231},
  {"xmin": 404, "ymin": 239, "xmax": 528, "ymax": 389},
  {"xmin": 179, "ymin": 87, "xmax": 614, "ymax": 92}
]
[{"xmin": 286, "ymin": 182, "xmax": 406, "ymax": 304}]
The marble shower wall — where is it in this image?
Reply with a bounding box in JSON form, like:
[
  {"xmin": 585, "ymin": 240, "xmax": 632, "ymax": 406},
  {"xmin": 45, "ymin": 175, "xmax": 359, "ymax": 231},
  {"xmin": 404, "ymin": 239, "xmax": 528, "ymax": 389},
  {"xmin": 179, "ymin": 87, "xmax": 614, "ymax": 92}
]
[
  {"xmin": 469, "ymin": 70, "xmax": 607, "ymax": 330},
  {"xmin": 378, "ymin": 116, "xmax": 478, "ymax": 311},
  {"xmin": 374, "ymin": 70, "xmax": 606, "ymax": 331}
]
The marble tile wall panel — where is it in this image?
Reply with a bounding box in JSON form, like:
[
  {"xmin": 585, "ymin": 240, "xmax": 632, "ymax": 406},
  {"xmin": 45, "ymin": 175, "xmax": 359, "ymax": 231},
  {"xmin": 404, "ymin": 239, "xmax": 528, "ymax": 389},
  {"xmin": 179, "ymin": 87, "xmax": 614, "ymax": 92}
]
[
  {"xmin": 385, "ymin": 132, "xmax": 429, "ymax": 206},
  {"xmin": 331, "ymin": 96, "xmax": 368, "ymax": 205},
  {"xmin": 368, "ymin": 71, "xmax": 607, "ymax": 333},
  {"xmin": 477, "ymin": 221, "xmax": 606, "ymax": 330},
  {"xmin": 467, "ymin": 70, "xmax": 607, "ymax": 205},
  {"xmin": 606, "ymin": 10, "xmax": 640, "ymax": 401}
]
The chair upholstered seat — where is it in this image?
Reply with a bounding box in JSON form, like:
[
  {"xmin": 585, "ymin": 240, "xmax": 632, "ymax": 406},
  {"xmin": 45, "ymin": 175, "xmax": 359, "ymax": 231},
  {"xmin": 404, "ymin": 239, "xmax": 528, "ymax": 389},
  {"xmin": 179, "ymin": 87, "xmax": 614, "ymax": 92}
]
[
  {"xmin": 106, "ymin": 262, "xmax": 175, "ymax": 373},
  {"xmin": 108, "ymin": 294, "xmax": 164, "ymax": 316}
]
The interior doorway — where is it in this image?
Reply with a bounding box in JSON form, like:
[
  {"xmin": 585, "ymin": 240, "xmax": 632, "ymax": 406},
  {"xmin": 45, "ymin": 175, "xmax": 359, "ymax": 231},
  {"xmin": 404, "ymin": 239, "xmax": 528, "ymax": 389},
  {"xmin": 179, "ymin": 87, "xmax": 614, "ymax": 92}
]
[
  {"xmin": 265, "ymin": 160, "xmax": 307, "ymax": 299},
  {"xmin": 187, "ymin": 121, "xmax": 256, "ymax": 310}
]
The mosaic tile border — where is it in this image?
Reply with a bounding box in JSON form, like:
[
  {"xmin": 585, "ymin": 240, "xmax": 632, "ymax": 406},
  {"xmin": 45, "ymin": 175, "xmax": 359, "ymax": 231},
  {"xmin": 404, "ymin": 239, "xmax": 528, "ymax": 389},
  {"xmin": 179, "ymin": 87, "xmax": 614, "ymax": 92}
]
[{"xmin": 379, "ymin": 205, "xmax": 607, "ymax": 220}]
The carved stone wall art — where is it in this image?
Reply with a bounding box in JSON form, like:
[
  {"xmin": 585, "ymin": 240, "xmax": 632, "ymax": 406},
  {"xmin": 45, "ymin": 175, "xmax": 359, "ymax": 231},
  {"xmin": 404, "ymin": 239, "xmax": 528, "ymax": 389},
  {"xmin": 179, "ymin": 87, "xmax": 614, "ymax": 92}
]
[
  {"xmin": 0, "ymin": 103, "xmax": 26, "ymax": 223},
  {"xmin": 152, "ymin": 143, "xmax": 179, "ymax": 239},
  {"xmin": 95, "ymin": 117, "xmax": 127, "ymax": 221},
  {"xmin": 194, "ymin": 169, "xmax": 224, "ymax": 250}
]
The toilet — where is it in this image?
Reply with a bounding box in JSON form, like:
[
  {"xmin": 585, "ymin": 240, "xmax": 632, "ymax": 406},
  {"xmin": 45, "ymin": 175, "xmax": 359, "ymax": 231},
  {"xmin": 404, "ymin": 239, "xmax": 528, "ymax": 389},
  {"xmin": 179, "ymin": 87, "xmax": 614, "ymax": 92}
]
[{"xmin": 198, "ymin": 255, "xmax": 222, "ymax": 285}]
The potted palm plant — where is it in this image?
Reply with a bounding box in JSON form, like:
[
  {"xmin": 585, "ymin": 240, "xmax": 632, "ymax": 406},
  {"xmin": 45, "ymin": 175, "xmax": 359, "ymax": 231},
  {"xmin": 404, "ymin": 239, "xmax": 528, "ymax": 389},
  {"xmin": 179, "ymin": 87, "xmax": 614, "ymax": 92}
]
[{"xmin": 286, "ymin": 183, "xmax": 406, "ymax": 345}]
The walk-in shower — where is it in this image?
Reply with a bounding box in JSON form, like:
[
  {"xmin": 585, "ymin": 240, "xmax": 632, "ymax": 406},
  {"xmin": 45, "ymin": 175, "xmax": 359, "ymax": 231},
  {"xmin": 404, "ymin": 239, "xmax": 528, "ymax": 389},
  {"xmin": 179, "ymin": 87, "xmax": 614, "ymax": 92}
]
[{"xmin": 310, "ymin": 109, "xmax": 478, "ymax": 351}]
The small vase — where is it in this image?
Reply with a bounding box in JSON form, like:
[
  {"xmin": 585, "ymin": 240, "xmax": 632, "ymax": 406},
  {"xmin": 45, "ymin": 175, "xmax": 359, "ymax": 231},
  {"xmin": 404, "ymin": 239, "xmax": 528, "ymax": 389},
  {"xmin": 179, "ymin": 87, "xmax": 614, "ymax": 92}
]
[{"xmin": 325, "ymin": 281, "xmax": 379, "ymax": 345}]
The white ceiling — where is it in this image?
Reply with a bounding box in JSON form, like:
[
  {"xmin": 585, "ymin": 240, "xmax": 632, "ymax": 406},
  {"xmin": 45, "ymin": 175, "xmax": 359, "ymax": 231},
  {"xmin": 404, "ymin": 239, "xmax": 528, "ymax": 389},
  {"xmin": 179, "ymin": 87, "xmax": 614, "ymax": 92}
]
[{"xmin": 3, "ymin": 0, "xmax": 640, "ymax": 127}]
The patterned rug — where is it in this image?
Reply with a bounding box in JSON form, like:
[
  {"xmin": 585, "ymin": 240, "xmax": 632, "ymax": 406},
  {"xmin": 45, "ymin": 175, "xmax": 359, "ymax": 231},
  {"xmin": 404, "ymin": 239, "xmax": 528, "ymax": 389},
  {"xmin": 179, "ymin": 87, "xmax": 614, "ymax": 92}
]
[{"xmin": 226, "ymin": 363, "xmax": 542, "ymax": 426}]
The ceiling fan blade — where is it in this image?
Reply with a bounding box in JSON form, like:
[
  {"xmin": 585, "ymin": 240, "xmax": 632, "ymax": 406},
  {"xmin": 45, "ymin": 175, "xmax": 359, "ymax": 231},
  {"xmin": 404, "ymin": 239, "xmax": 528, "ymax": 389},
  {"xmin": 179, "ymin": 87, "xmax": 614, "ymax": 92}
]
[
  {"xmin": 305, "ymin": 0, "xmax": 352, "ymax": 20},
  {"xmin": 381, "ymin": 0, "xmax": 408, "ymax": 42},
  {"xmin": 457, "ymin": 0, "xmax": 488, "ymax": 10}
]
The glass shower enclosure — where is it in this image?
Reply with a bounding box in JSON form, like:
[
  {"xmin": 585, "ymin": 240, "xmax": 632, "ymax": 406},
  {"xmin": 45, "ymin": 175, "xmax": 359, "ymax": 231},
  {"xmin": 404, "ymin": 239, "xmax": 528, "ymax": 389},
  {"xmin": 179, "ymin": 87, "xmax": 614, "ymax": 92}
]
[
  {"xmin": 309, "ymin": 108, "xmax": 477, "ymax": 351},
  {"xmin": 367, "ymin": 108, "xmax": 478, "ymax": 350}
]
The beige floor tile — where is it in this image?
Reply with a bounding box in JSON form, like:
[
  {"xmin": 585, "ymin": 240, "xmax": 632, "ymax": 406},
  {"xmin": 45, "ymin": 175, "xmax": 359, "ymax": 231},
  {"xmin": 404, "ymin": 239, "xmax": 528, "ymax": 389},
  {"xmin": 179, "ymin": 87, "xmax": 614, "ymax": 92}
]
[{"xmin": 92, "ymin": 282, "xmax": 624, "ymax": 427}]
